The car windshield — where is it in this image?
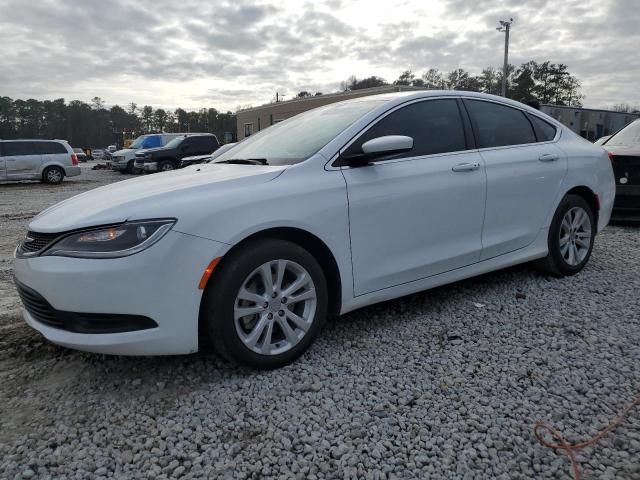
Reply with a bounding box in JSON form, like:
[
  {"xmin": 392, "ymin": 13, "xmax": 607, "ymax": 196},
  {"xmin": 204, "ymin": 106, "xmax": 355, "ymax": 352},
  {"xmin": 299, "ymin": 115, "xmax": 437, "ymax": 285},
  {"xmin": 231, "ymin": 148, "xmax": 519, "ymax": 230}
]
[
  {"xmin": 164, "ymin": 137, "xmax": 185, "ymax": 149},
  {"xmin": 128, "ymin": 136, "xmax": 146, "ymax": 149},
  {"xmin": 73, "ymin": 148, "xmax": 83, "ymax": 153},
  {"xmin": 606, "ymin": 120, "xmax": 640, "ymax": 146},
  {"xmin": 214, "ymin": 100, "xmax": 384, "ymax": 166}
]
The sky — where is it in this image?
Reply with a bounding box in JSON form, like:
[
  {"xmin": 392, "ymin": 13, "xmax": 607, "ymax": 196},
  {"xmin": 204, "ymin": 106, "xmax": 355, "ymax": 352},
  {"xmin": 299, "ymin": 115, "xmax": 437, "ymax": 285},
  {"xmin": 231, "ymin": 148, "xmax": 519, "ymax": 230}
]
[{"xmin": 0, "ymin": 0, "xmax": 638, "ymax": 112}]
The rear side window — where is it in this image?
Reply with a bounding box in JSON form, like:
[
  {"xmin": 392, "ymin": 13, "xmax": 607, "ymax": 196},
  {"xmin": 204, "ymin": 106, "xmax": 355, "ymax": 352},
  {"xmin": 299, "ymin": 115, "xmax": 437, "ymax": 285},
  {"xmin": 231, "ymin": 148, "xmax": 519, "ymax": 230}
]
[
  {"xmin": 38, "ymin": 142, "xmax": 68, "ymax": 154},
  {"xmin": 344, "ymin": 99, "xmax": 468, "ymax": 160},
  {"xmin": 527, "ymin": 114, "xmax": 557, "ymax": 142},
  {"xmin": 464, "ymin": 100, "xmax": 536, "ymax": 148},
  {"xmin": 2, "ymin": 141, "xmax": 40, "ymax": 156}
]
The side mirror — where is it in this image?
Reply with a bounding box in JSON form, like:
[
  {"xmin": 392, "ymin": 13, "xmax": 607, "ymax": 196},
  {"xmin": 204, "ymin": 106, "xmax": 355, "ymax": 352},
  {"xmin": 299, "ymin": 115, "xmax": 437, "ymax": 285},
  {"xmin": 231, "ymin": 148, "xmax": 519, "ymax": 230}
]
[{"xmin": 341, "ymin": 135, "xmax": 413, "ymax": 167}]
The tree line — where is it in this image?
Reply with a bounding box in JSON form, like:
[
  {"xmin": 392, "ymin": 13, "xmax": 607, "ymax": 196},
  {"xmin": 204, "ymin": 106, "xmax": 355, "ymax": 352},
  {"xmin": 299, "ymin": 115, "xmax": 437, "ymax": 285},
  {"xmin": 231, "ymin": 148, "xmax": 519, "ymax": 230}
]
[
  {"xmin": 0, "ymin": 96, "xmax": 236, "ymax": 148},
  {"xmin": 334, "ymin": 60, "xmax": 585, "ymax": 107}
]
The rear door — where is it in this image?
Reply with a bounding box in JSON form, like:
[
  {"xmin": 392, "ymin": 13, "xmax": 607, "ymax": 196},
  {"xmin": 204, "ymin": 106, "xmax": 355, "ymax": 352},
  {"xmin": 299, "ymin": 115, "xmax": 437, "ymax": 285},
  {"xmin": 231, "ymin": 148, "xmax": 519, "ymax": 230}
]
[
  {"xmin": 462, "ymin": 99, "xmax": 567, "ymax": 260},
  {"xmin": 4, "ymin": 141, "xmax": 42, "ymax": 179}
]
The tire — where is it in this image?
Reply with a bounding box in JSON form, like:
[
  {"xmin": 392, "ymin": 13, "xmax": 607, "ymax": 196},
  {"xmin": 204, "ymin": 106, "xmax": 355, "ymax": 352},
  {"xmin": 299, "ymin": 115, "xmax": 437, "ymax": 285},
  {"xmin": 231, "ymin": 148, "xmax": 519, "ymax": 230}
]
[
  {"xmin": 125, "ymin": 161, "xmax": 135, "ymax": 174},
  {"xmin": 42, "ymin": 166, "xmax": 64, "ymax": 184},
  {"xmin": 535, "ymin": 194, "xmax": 596, "ymax": 277},
  {"xmin": 158, "ymin": 160, "xmax": 175, "ymax": 172},
  {"xmin": 201, "ymin": 239, "xmax": 328, "ymax": 369}
]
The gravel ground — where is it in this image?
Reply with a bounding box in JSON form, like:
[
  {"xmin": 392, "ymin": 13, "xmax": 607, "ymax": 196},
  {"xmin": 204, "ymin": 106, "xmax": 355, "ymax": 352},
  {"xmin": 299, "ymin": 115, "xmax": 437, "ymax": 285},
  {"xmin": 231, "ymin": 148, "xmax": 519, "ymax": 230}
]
[{"xmin": 1, "ymin": 163, "xmax": 639, "ymax": 479}]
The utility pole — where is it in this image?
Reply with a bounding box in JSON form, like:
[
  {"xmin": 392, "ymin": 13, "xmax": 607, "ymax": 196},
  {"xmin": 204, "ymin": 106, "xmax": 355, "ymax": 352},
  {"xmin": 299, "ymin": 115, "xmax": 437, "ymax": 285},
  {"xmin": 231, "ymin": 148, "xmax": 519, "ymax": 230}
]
[{"xmin": 496, "ymin": 18, "xmax": 514, "ymax": 97}]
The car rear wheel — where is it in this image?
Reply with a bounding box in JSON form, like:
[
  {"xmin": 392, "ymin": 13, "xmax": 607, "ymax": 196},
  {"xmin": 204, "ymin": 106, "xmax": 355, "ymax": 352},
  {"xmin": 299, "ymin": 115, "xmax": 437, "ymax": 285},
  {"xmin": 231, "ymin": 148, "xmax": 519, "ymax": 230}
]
[
  {"xmin": 42, "ymin": 166, "xmax": 64, "ymax": 184},
  {"xmin": 201, "ymin": 239, "xmax": 328, "ymax": 369},
  {"xmin": 535, "ymin": 194, "xmax": 595, "ymax": 277},
  {"xmin": 158, "ymin": 160, "xmax": 175, "ymax": 171}
]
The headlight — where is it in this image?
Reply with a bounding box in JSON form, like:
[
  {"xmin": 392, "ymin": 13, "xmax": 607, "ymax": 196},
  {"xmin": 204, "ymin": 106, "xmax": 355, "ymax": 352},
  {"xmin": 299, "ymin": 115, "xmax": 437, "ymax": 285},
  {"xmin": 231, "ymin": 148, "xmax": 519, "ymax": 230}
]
[{"xmin": 43, "ymin": 219, "xmax": 175, "ymax": 258}]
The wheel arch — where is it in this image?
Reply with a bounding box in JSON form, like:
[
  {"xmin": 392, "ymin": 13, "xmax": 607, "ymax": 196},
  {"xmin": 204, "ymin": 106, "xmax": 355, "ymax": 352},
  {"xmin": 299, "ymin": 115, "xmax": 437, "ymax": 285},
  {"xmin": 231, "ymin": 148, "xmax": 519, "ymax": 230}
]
[
  {"xmin": 197, "ymin": 226, "xmax": 343, "ymax": 349},
  {"xmin": 565, "ymin": 185, "xmax": 599, "ymax": 226}
]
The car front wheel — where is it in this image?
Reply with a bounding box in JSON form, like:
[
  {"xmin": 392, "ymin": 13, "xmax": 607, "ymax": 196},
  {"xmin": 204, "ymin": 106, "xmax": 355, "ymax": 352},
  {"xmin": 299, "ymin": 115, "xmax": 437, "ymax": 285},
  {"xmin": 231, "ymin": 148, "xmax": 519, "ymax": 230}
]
[
  {"xmin": 536, "ymin": 194, "xmax": 596, "ymax": 277},
  {"xmin": 201, "ymin": 239, "xmax": 328, "ymax": 369},
  {"xmin": 158, "ymin": 160, "xmax": 175, "ymax": 171}
]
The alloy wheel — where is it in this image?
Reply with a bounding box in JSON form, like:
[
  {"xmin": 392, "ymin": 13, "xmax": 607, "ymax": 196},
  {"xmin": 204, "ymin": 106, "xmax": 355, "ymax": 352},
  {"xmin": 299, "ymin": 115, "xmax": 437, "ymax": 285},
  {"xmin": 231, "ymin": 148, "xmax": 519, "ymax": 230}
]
[
  {"xmin": 559, "ymin": 206, "xmax": 592, "ymax": 266},
  {"xmin": 234, "ymin": 259, "xmax": 317, "ymax": 356},
  {"xmin": 46, "ymin": 168, "xmax": 62, "ymax": 183}
]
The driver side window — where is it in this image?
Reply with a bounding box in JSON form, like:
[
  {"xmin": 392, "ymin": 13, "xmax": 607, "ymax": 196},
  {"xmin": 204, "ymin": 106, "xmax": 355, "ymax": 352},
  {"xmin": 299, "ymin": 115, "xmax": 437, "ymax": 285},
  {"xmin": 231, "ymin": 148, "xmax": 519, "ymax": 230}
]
[{"xmin": 343, "ymin": 99, "xmax": 468, "ymax": 161}]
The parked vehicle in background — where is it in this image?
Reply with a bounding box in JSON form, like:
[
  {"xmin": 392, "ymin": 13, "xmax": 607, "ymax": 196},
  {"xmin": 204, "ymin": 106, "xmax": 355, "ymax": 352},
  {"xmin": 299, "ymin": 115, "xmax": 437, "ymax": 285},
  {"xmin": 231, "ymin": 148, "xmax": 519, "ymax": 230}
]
[
  {"xmin": 107, "ymin": 144, "xmax": 117, "ymax": 153},
  {"xmin": 135, "ymin": 134, "xmax": 219, "ymax": 172},
  {"xmin": 112, "ymin": 134, "xmax": 185, "ymax": 174},
  {"xmin": 600, "ymin": 119, "xmax": 640, "ymax": 218},
  {"xmin": 73, "ymin": 148, "xmax": 88, "ymax": 162},
  {"xmin": 92, "ymin": 149, "xmax": 106, "ymax": 160},
  {"xmin": 0, "ymin": 139, "xmax": 80, "ymax": 184},
  {"xmin": 13, "ymin": 92, "xmax": 615, "ymax": 368},
  {"xmin": 179, "ymin": 142, "xmax": 236, "ymax": 168}
]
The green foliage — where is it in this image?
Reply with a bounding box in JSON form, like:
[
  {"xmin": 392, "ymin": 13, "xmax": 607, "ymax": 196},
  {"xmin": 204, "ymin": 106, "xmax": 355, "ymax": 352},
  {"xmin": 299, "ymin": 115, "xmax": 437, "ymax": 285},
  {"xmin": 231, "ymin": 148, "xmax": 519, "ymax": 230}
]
[
  {"xmin": 386, "ymin": 60, "xmax": 584, "ymax": 106},
  {"xmin": 341, "ymin": 75, "xmax": 388, "ymax": 91},
  {"xmin": 0, "ymin": 98, "xmax": 237, "ymax": 147}
]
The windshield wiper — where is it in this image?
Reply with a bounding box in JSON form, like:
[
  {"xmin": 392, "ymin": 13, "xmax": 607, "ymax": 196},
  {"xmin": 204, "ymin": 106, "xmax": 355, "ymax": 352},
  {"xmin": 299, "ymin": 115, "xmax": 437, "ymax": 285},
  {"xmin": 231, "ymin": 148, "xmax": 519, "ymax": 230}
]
[{"xmin": 216, "ymin": 158, "xmax": 268, "ymax": 165}]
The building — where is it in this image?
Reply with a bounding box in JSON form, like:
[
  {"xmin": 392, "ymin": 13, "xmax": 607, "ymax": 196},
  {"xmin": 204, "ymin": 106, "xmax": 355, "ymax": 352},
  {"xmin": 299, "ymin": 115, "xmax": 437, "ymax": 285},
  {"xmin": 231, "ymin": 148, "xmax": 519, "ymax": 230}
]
[
  {"xmin": 235, "ymin": 86, "xmax": 425, "ymax": 140},
  {"xmin": 236, "ymin": 88, "xmax": 640, "ymax": 142},
  {"xmin": 541, "ymin": 104, "xmax": 640, "ymax": 141}
]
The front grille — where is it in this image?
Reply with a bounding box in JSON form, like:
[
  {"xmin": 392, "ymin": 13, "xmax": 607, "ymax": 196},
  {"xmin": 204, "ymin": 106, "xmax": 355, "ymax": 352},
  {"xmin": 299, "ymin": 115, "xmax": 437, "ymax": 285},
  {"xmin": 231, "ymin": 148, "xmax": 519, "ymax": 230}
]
[
  {"xmin": 15, "ymin": 280, "xmax": 61, "ymax": 328},
  {"xmin": 21, "ymin": 231, "xmax": 61, "ymax": 253},
  {"xmin": 14, "ymin": 278, "xmax": 158, "ymax": 334}
]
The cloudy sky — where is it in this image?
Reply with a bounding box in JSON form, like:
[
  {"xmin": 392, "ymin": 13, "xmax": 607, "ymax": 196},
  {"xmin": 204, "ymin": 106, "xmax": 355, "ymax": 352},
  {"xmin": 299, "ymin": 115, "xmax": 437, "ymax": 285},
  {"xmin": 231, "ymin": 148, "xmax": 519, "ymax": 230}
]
[{"xmin": 0, "ymin": 0, "xmax": 638, "ymax": 111}]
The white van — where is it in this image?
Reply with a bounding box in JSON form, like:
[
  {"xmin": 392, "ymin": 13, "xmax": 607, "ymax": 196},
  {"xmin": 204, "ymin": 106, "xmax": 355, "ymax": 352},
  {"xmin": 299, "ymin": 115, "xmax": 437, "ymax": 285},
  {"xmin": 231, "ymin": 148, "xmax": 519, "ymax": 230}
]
[
  {"xmin": 0, "ymin": 139, "xmax": 81, "ymax": 184},
  {"xmin": 111, "ymin": 134, "xmax": 184, "ymax": 174}
]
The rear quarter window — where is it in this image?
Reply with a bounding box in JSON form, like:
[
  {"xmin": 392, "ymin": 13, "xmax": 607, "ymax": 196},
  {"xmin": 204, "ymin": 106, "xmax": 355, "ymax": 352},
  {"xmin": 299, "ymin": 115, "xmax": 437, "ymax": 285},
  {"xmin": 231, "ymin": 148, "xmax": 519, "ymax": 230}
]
[{"xmin": 527, "ymin": 114, "xmax": 557, "ymax": 142}]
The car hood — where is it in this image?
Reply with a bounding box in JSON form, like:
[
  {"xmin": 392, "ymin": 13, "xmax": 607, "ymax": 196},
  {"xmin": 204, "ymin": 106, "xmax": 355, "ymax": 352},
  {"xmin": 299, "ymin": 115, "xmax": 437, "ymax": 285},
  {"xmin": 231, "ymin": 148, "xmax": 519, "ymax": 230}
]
[
  {"xmin": 113, "ymin": 148, "xmax": 137, "ymax": 156},
  {"xmin": 29, "ymin": 163, "xmax": 287, "ymax": 232},
  {"xmin": 603, "ymin": 144, "xmax": 640, "ymax": 156},
  {"xmin": 136, "ymin": 146, "xmax": 169, "ymax": 155}
]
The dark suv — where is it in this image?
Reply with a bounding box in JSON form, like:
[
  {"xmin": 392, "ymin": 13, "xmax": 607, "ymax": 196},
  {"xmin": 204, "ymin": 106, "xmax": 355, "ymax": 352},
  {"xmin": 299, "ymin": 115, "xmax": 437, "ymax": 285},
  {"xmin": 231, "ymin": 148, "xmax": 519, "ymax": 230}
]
[{"xmin": 135, "ymin": 134, "xmax": 219, "ymax": 173}]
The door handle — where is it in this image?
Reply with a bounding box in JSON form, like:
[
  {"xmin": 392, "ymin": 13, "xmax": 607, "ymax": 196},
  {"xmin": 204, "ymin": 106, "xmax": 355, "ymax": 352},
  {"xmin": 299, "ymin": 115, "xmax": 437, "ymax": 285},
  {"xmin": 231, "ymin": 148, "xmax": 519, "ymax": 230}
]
[
  {"xmin": 538, "ymin": 153, "xmax": 559, "ymax": 162},
  {"xmin": 451, "ymin": 162, "xmax": 480, "ymax": 172}
]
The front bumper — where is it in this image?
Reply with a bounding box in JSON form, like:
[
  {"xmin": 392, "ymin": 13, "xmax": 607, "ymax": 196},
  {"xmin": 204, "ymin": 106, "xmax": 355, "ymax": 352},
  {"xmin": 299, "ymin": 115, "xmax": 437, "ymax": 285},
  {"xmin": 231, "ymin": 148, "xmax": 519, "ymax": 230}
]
[
  {"xmin": 111, "ymin": 162, "xmax": 128, "ymax": 171},
  {"xmin": 13, "ymin": 230, "xmax": 229, "ymax": 355},
  {"xmin": 65, "ymin": 166, "xmax": 81, "ymax": 177},
  {"xmin": 143, "ymin": 162, "xmax": 158, "ymax": 172}
]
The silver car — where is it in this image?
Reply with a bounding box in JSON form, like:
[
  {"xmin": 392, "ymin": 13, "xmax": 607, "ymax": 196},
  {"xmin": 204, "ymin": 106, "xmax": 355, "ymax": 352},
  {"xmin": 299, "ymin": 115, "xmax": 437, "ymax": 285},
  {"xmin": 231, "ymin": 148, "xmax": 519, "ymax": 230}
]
[{"xmin": 0, "ymin": 139, "xmax": 81, "ymax": 184}]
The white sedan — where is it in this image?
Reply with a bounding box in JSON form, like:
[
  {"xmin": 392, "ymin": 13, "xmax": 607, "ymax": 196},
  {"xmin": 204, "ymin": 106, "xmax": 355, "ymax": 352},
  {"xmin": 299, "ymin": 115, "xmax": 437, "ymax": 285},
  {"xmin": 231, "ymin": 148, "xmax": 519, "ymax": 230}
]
[{"xmin": 13, "ymin": 91, "xmax": 615, "ymax": 368}]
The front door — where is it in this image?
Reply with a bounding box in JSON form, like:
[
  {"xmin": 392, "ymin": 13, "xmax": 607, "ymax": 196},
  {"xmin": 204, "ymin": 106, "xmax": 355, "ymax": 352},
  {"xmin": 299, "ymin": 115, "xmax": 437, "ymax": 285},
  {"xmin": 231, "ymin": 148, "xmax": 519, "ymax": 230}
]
[
  {"xmin": 341, "ymin": 98, "xmax": 487, "ymax": 296},
  {"xmin": 4, "ymin": 141, "xmax": 42, "ymax": 179}
]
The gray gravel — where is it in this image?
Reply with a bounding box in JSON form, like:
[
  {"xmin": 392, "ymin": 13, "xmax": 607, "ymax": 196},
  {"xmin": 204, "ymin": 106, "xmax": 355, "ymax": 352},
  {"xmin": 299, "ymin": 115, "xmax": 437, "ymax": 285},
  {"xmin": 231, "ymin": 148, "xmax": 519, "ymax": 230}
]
[{"xmin": 1, "ymin": 164, "xmax": 639, "ymax": 479}]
